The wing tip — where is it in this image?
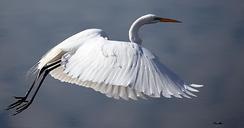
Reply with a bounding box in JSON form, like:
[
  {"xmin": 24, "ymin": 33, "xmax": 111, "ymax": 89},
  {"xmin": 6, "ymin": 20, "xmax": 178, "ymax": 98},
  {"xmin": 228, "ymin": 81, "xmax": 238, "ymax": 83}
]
[
  {"xmin": 181, "ymin": 83, "xmax": 204, "ymax": 98},
  {"xmin": 190, "ymin": 84, "xmax": 204, "ymax": 88}
]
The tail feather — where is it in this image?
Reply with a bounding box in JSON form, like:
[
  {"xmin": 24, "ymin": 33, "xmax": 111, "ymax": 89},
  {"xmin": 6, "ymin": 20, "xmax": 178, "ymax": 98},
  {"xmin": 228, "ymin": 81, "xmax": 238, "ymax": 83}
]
[
  {"xmin": 25, "ymin": 62, "xmax": 39, "ymax": 81},
  {"xmin": 37, "ymin": 48, "xmax": 64, "ymax": 69}
]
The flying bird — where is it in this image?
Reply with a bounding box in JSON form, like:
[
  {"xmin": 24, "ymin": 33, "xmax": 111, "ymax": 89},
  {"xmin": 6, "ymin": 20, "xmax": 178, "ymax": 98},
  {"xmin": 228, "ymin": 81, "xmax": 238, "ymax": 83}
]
[{"xmin": 7, "ymin": 14, "xmax": 203, "ymax": 115}]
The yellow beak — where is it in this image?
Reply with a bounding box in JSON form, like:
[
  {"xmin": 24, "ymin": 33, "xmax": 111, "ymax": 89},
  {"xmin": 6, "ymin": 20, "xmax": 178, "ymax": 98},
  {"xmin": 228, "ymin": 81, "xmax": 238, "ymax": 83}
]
[{"xmin": 159, "ymin": 18, "xmax": 182, "ymax": 23}]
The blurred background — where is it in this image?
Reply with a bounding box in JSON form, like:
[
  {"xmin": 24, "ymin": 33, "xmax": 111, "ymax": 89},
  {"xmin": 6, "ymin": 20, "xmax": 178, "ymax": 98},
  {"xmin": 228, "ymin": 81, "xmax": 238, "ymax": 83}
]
[{"xmin": 1, "ymin": 0, "xmax": 244, "ymax": 128}]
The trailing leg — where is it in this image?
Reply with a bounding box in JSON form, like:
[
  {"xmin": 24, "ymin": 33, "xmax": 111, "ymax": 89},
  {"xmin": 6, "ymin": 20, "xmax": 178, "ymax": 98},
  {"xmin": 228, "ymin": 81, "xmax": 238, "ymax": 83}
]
[
  {"xmin": 6, "ymin": 60, "xmax": 61, "ymax": 115},
  {"xmin": 14, "ymin": 63, "xmax": 61, "ymax": 115}
]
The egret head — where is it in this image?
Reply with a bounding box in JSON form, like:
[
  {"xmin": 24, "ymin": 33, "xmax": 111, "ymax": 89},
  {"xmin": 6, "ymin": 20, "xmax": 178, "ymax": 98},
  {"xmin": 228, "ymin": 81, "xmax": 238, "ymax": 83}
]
[
  {"xmin": 139, "ymin": 14, "xmax": 182, "ymax": 24},
  {"xmin": 129, "ymin": 14, "xmax": 182, "ymax": 44}
]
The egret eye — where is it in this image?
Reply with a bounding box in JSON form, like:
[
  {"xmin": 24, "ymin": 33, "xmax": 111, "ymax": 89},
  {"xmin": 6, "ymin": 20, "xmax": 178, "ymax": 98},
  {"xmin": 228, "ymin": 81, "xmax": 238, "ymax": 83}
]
[{"xmin": 153, "ymin": 17, "xmax": 161, "ymax": 21}]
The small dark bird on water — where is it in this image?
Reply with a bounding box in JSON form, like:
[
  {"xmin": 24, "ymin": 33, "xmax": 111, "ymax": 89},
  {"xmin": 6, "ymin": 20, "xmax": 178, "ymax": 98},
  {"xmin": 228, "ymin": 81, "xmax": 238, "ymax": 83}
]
[{"xmin": 213, "ymin": 121, "xmax": 223, "ymax": 125}]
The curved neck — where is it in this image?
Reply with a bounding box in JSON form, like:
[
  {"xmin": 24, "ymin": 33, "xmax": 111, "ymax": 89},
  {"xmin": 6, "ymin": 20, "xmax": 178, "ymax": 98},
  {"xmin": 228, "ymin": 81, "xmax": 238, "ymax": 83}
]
[{"xmin": 129, "ymin": 18, "xmax": 146, "ymax": 44}]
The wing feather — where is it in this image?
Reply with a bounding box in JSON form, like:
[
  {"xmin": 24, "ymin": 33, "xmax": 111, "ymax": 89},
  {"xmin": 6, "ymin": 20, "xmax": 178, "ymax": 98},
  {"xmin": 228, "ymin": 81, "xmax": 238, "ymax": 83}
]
[{"xmin": 49, "ymin": 34, "xmax": 203, "ymax": 100}]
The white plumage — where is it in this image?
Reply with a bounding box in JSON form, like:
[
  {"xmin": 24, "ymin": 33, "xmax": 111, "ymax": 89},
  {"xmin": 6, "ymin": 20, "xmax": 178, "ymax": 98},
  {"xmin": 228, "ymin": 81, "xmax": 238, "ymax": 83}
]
[
  {"xmin": 8, "ymin": 14, "xmax": 203, "ymax": 115},
  {"xmin": 38, "ymin": 26, "xmax": 203, "ymax": 100}
]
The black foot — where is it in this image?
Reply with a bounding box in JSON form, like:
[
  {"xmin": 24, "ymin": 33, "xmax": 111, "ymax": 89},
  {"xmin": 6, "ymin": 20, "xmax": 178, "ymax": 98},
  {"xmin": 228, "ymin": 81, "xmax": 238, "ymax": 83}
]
[
  {"xmin": 6, "ymin": 96, "xmax": 28, "ymax": 113},
  {"xmin": 13, "ymin": 101, "xmax": 32, "ymax": 115}
]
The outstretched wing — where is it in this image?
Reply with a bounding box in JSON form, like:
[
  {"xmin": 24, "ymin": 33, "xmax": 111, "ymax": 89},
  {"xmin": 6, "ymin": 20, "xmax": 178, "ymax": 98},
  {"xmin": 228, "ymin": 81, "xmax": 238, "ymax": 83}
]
[{"xmin": 50, "ymin": 36, "xmax": 203, "ymax": 100}]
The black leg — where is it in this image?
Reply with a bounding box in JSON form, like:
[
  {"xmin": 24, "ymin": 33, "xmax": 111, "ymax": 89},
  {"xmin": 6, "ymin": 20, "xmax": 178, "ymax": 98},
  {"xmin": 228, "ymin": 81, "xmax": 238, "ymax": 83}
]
[
  {"xmin": 6, "ymin": 70, "xmax": 40, "ymax": 110},
  {"xmin": 23, "ymin": 59, "xmax": 61, "ymax": 98},
  {"xmin": 6, "ymin": 60, "xmax": 61, "ymax": 111},
  {"xmin": 14, "ymin": 63, "xmax": 61, "ymax": 115},
  {"xmin": 6, "ymin": 60, "xmax": 61, "ymax": 115}
]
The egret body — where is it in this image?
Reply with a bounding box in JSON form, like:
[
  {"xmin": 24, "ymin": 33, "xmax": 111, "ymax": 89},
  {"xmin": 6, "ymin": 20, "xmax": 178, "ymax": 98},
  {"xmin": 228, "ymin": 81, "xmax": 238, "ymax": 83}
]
[{"xmin": 7, "ymin": 14, "xmax": 203, "ymax": 115}]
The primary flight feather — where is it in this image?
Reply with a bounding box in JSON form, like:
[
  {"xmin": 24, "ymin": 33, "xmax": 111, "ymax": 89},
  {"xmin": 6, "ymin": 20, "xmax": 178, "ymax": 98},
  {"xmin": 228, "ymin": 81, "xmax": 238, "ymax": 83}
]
[{"xmin": 7, "ymin": 14, "xmax": 203, "ymax": 115}]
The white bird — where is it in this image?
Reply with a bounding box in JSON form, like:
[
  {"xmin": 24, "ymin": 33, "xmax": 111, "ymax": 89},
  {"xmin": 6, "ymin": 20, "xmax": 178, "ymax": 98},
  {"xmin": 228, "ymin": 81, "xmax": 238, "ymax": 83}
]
[{"xmin": 7, "ymin": 14, "xmax": 203, "ymax": 115}]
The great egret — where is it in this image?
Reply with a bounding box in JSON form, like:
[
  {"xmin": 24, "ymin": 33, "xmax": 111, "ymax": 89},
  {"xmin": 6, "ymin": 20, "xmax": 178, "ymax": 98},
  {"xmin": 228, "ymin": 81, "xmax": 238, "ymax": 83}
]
[{"xmin": 7, "ymin": 14, "xmax": 203, "ymax": 115}]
